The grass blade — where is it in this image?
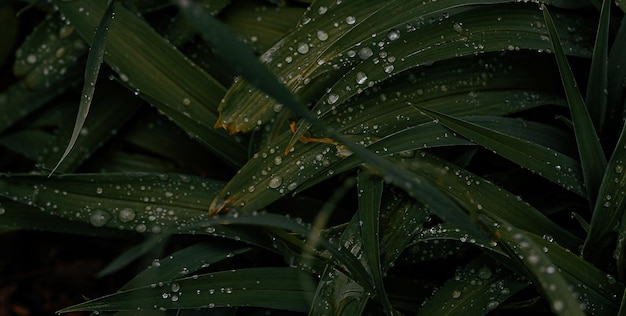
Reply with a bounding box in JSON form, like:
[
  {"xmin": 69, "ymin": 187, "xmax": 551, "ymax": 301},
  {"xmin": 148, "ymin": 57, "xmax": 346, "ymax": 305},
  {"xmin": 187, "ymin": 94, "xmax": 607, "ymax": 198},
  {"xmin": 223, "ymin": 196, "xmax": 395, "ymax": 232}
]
[
  {"xmin": 50, "ymin": 0, "xmax": 115, "ymax": 175},
  {"xmin": 542, "ymin": 4, "xmax": 607, "ymax": 205},
  {"xmin": 584, "ymin": 0, "xmax": 610, "ymax": 132},
  {"xmin": 417, "ymin": 107, "xmax": 585, "ymax": 197},
  {"xmin": 418, "ymin": 256, "xmax": 527, "ymax": 315},
  {"xmin": 121, "ymin": 241, "xmax": 251, "ymax": 290},
  {"xmin": 499, "ymin": 225, "xmax": 585, "ymax": 316},
  {"xmin": 58, "ymin": 267, "xmax": 314, "ymax": 312},
  {"xmin": 585, "ymin": 123, "xmax": 626, "ymax": 265},
  {"xmin": 96, "ymin": 235, "xmax": 169, "ymax": 278},
  {"xmin": 357, "ymin": 170, "xmax": 393, "ymax": 314}
]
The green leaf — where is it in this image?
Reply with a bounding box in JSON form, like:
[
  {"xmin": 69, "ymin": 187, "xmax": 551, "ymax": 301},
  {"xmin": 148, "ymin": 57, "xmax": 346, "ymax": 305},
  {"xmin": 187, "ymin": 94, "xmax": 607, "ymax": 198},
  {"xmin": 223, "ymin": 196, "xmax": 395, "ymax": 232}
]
[
  {"xmin": 584, "ymin": 0, "xmax": 610, "ymax": 132},
  {"xmin": 416, "ymin": 107, "xmax": 585, "ymax": 197},
  {"xmin": 52, "ymin": 0, "xmax": 245, "ymax": 167},
  {"xmin": 394, "ymin": 152, "xmax": 582, "ymax": 250},
  {"xmin": 499, "ymin": 225, "xmax": 586, "ymax": 316},
  {"xmin": 584, "ymin": 123, "xmax": 626, "ymax": 264},
  {"xmin": 217, "ymin": 1, "xmax": 595, "ymax": 136},
  {"xmin": 51, "ymin": 0, "xmax": 116, "ymax": 175},
  {"xmin": 96, "ymin": 235, "xmax": 169, "ymax": 278},
  {"xmin": 418, "ymin": 256, "xmax": 528, "ymax": 315},
  {"xmin": 58, "ymin": 267, "xmax": 314, "ymax": 312},
  {"xmin": 357, "ymin": 170, "xmax": 393, "ymax": 314},
  {"xmin": 41, "ymin": 82, "xmax": 143, "ymax": 173},
  {"xmin": 12, "ymin": 13, "xmax": 87, "ymax": 91},
  {"xmin": 542, "ymin": 4, "xmax": 607, "ymax": 205},
  {"xmin": 120, "ymin": 241, "xmax": 252, "ymax": 290},
  {"xmin": 0, "ymin": 173, "xmax": 222, "ymax": 235}
]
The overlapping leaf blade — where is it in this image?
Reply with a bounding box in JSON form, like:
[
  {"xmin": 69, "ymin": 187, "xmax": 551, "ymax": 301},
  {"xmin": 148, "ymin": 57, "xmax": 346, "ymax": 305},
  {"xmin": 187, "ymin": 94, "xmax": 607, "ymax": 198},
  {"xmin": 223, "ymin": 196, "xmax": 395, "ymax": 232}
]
[
  {"xmin": 543, "ymin": 5, "xmax": 607, "ymax": 205},
  {"xmin": 52, "ymin": 0, "xmax": 246, "ymax": 167},
  {"xmin": 59, "ymin": 267, "xmax": 314, "ymax": 312},
  {"xmin": 418, "ymin": 256, "xmax": 527, "ymax": 315},
  {"xmin": 417, "ymin": 107, "xmax": 585, "ymax": 197},
  {"xmin": 584, "ymin": 123, "xmax": 626, "ymax": 263},
  {"xmin": 51, "ymin": 0, "xmax": 115, "ymax": 174},
  {"xmin": 0, "ymin": 173, "xmax": 221, "ymax": 235},
  {"xmin": 217, "ymin": 1, "xmax": 594, "ymax": 138}
]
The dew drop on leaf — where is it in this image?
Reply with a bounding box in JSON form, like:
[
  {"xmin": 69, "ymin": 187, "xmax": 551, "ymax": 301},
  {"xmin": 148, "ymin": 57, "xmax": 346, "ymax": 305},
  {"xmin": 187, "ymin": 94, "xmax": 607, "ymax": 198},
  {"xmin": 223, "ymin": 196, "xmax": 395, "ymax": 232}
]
[
  {"xmin": 297, "ymin": 43, "xmax": 309, "ymax": 54},
  {"xmin": 269, "ymin": 176, "xmax": 282, "ymax": 189},
  {"xmin": 355, "ymin": 71, "xmax": 368, "ymax": 84},
  {"xmin": 316, "ymin": 30, "xmax": 329, "ymax": 41},
  {"xmin": 118, "ymin": 208, "xmax": 136, "ymax": 223},
  {"xmin": 90, "ymin": 210, "xmax": 111, "ymax": 227},
  {"xmin": 358, "ymin": 47, "xmax": 373, "ymax": 60},
  {"xmin": 345, "ymin": 16, "xmax": 356, "ymax": 24}
]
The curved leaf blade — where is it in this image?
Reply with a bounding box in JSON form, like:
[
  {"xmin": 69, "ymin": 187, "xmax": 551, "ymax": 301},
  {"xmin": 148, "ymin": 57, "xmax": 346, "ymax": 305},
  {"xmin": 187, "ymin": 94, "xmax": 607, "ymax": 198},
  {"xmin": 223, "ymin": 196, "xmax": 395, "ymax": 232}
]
[
  {"xmin": 50, "ymin": 0, "xmax": 116, "ymax": 175},
  {"xmin": 417, "ymin": 107, "xmax": 585, "ymax": 197},
  {"xmin": 58, "ymin": 267, "xmax": 314, "ymax": 313},
  {"xmin": 542, "ymin": 4, "xmax": 607, "ymax": 205}
]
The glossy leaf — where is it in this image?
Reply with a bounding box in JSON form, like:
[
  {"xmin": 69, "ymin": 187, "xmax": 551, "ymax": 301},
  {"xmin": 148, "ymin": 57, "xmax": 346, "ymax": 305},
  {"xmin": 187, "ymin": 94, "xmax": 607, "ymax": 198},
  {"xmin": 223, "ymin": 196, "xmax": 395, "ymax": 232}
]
[
  {"xmin": 543, "ymin": 5, "xmax": 607, "ymax": 205},
  {"xmin": 51, "ymin": 0, "xmax": 116, "ymax": 175},
  {"xmin": 584, "ymin": 0, "xmax": 610, "ymax": 132},
  {"xmin": 357, "ymin": 170, "xmax": 393, "ymax": 314},
  {"xmin": 499, "ymin": 226, "xmax": 585, "ymax": 316},
  {"xmin": 417, "ymin": 107, "xmax": 585, "ymax": 197},
  {"xmin": 585, "ymin": 123, "xmax": 626, "ymax": 264},
  {"xmin": 0, "ymin": 173, "xmax": 222, "ymax": 235},
  {"xmin": 418, "ymin": 256, "xmax": 527, "ymax": 315},
  {"xmin": 59, "ymin": 267, "xmax": 314, "ymax": 312},
  {"xmin": 52, "ymin": 0, "xmax": 245, "ymax": 167}
]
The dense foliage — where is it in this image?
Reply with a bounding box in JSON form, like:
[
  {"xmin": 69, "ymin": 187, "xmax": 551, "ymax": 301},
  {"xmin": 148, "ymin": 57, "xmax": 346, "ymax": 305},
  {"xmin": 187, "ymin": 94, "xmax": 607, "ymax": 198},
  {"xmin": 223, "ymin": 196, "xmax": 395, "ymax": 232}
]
[{"xmin": 1, "ymin": 0, "xmax": 625, "ymax": 315}]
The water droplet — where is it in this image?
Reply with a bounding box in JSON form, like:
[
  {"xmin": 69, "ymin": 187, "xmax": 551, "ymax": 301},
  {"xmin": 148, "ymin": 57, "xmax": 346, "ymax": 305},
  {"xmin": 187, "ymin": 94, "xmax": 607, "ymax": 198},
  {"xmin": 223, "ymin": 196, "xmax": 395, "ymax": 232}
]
[
  {"xmin": 118, "ymin": 208, "xmax": 136, "ymax": 223},
  {"xmin": 59, "ymin": 25, "xmax": 74, "ymax": 38},
  {"xmin": 616, "ymin": 165, "xmax": 624, "ymax": 174},
  {"xmin": 136, "ymin": 224, "xmax": 147, "ymax": 233},
  {"xmin": 486, "ymin": 300, "xmax": 499, "ymax": 310},
  {"xmin": 384, "ymin": 64, "xmax": 394, "ymax": 73},
  {"xmin": 552, "ymin": 300, "xmax": 564, "ymax": 312},
  {"xmin": 451, "ymin": 290, "xmax": 462, "ymax": 298},
  {"xmin": 318, "ymin": 6, "xmax": 328, "ymax": 14},
  {"xmin": 358, "ymin": 47, "xmax": 373, "ymax": 60},
  {"xmin": 96, "ymin": 187, "xmax": 103, "ymax": 194},
  {"xmin": 387, "ymin": 30, "xmax": 400, "ymax": 41},
  {"xmin": 316, "ymin": 30, "xmax": 329, "ymax": 41},
  {"xmin": 355, "ymin": 71, "xmax": 368, "ymax": 85},
  {"xmin": 171, "ymin": 282, "xmax": 180, "ymax": 292},
  {"xmin": 297, "ymin": 43, "xmax": 309, "ymax": 54},
  {"xmin": 274, "ymin": 156, "xmax": 283, "ymax": 165},
  {"xmin": 287, "ymin": 182, "xmax": 298, "ymax": 191},
  {"xmin": 542, "ymin": 234, "xmax": 554, "ymax": 243},
  {"xmin": 345, "ymin": 16, "xmax": 356, "ymax": 24},
  {"xmin": 327, "ymin": 93, "xmax": 339, "ymax": 104},
  {"xmin": 273, "ymin": 103, "xmax": 284, "ymax": 112},
  {"xmin": 183, "ymin": 98, "xmax": 191, "ymax": 105},
  {"xmin": 247, "ymin": 185, "xmax": 255, "ymax": 193},
  {"xmin": 90, "ymin": 210, "xmax": 111, "ymax": 227},
  {"xmin": 269, "ymin": 176, "xmax": 282, "ymax": 189},
  {"xmin": 453, "ymin": 22, "xmax": 463, "ymax": 33},
  {"xmin": 26, "ymin": 54, "xmax": 37, "ymax": 64},
  {"xmin": 0, "ymin": 207, "xmax": 5, "ymax": 215}
]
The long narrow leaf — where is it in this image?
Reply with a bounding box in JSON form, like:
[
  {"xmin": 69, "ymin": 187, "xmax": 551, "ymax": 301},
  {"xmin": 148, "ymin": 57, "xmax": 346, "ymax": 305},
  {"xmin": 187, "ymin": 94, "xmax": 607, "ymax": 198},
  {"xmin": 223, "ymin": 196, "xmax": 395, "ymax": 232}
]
[
  {"xmin": 585, "ymin": 0, "xmax": 610, "ymax": 131},
  {"xmin": 357, "ymin": 170, "xmax": 393, "ymax": 314},
  {"xmin": 586, "ymin": 123, "xmax": 626, "ymax": 266},
  {"xmin": 50, "ymin": 0, "xmax": 115, "ymax": 175},
  {"xmin": 417, "ymin": 107, "xmax": 585, "ymax": 197},
  {"xmin": 59, "ymin": 267, "xmax": 314, "ymax": 312},
  {"xmin": 542, "ymin": 4, "xmax": 607, "ymax": 205},
  {"xmin": 499, "ymin": 225, "xmax": 585, "ymax": 316}
]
